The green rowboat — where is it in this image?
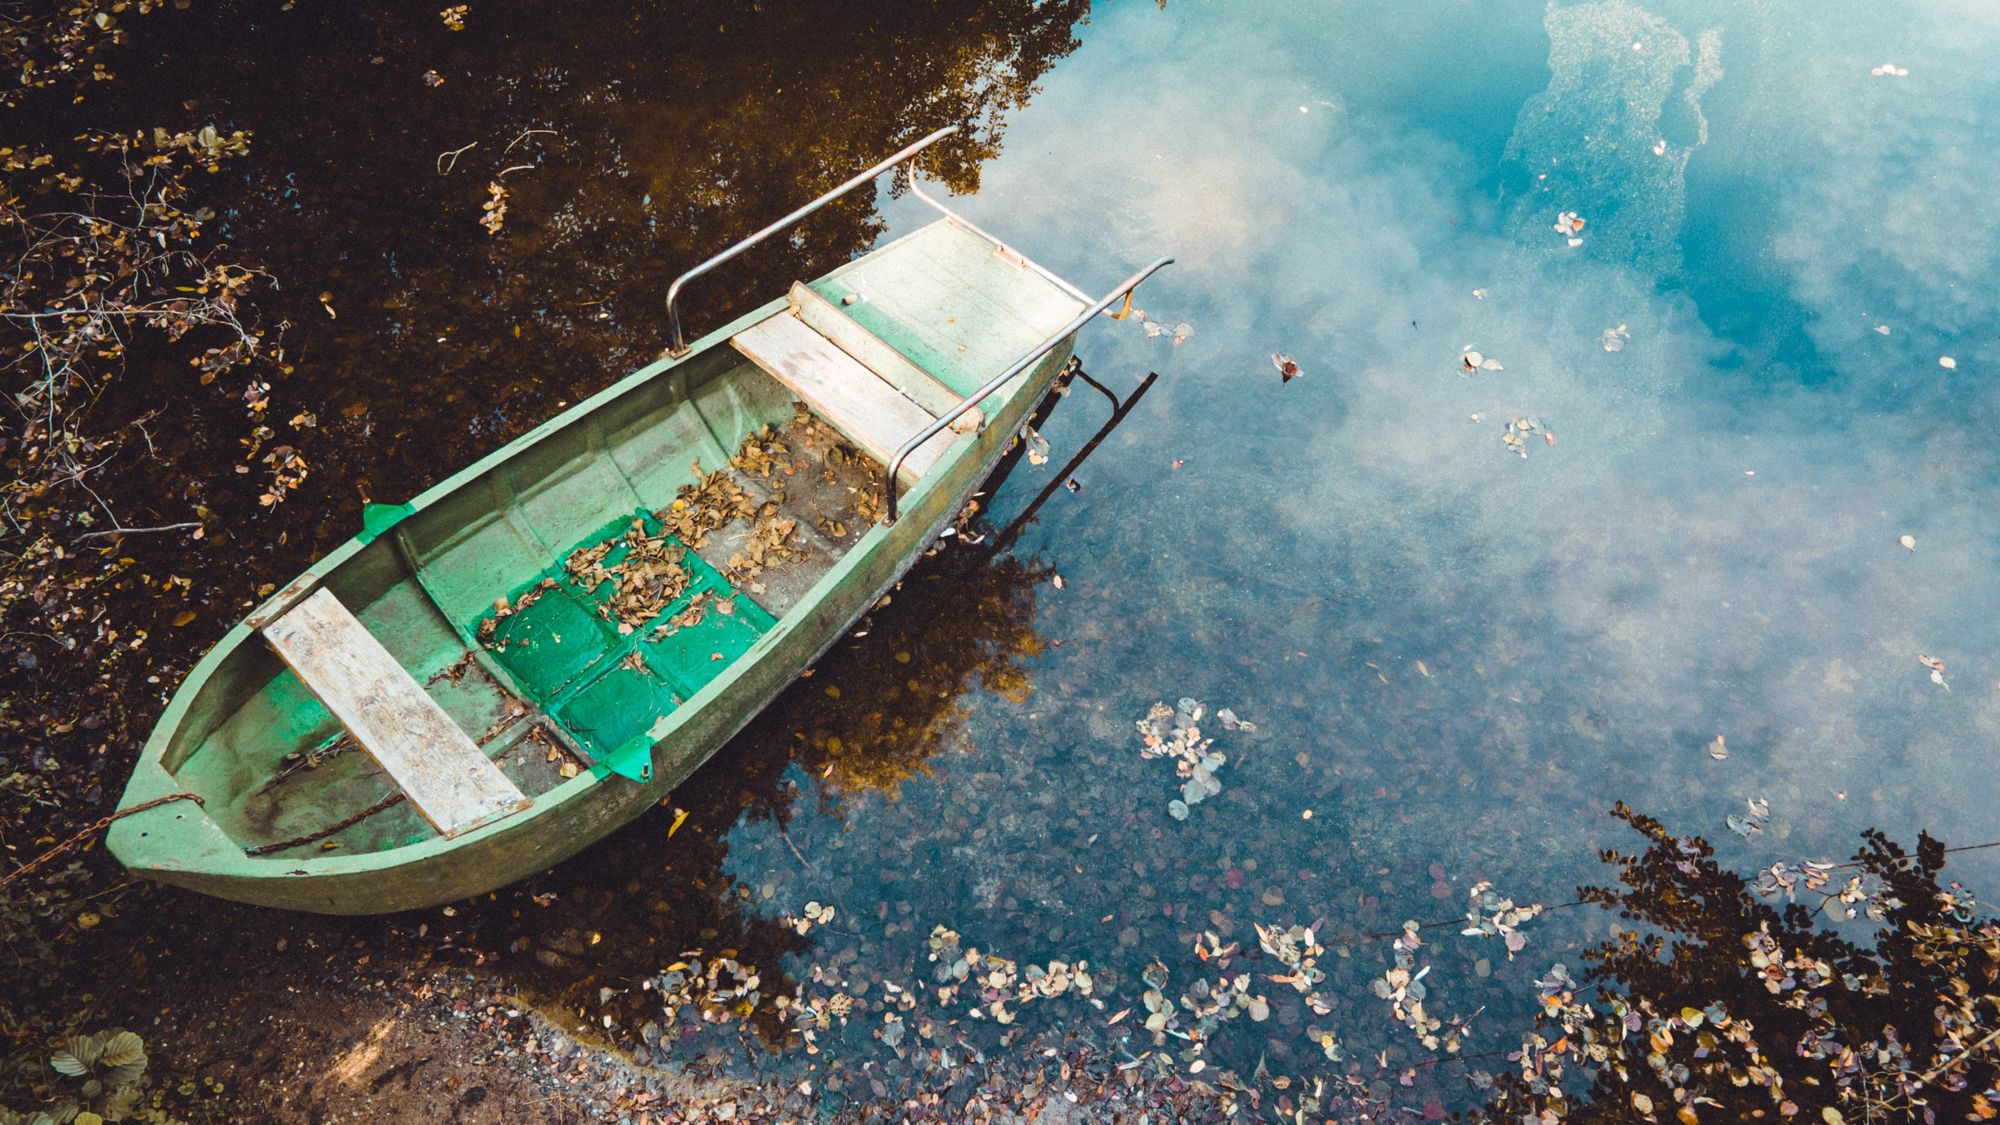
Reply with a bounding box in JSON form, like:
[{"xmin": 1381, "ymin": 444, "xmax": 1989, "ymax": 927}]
[{"xmin": 106, "ymin": 130, "xmax": 1170, "ymax": 913}]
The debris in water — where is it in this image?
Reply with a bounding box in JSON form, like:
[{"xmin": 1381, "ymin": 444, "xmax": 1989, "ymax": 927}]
[
  {"xmin": 1459, "ymin": 882, "xmax": 1543, "ymax": 961},
  {"xmin": 1706, "ymin": 734, "xmax": 1728, "ymax": 761},
  {"xmin": 1271, "ymin": 353, "xmax": 1302, "ymax": 383},
  {"xmin": 1500, "ymin": 417, "xmax": 1544, "ymax": 459},
  {"xmin": 1601, "ymin": 325, "xmax": 1630, "ymax": 352},
  {"xmin": 1137, "ymin": 311, "xmax": 1194, "ymax": 345},
  {"xmin": 479, "ymin": 180, "xmax": 508, "ymax": 235},
  {"xmin": 1940, "ymin": 356, "xmax": 1958, "ymax": 370},
  {"xmin": 1870, "ymin": 63, "xmax": 1910, "ymax": 77},
  {"xmin": 1022, "ymin": 426, "xmax": 1051, "ymax": 466},
  {"xmin": 1460, "ymin": 349, "xmax": 1503, "ymax": 374},
  {"xmin": 1918, "ymin": 652, "xmax": 1951, "ymax": 690},
  {"xmin": 1136, "ymin": 698, "xmax": 1252, "ymax": 819},
  {"xmin": 1553, "ymin": 210, "xmax": 1585, "ymax": 247},
  {"xmin": 1899, "ymin": 534, "xmax": 1916, "ymax": 551},
  {"xmin": 1215, "ymin": 707, "xmax": 1256, "ymax": 732}
]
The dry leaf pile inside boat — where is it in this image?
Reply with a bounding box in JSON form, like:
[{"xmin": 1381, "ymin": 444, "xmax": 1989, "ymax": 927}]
[{"xmin": 566, "ymin": 521, "xmax": 695, "ymax": 633}]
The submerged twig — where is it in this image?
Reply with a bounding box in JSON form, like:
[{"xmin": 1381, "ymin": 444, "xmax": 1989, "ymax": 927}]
[
  {"xmin": 504, "ymin": 128, "xmax": 557, "ymax": 153},
  {"xmin": 776, "ymin": 820, "xmax": 817, "ymax": 871},
  {"xmin": 436, "ymin": 141, "xmax": 478, "ymax": 175}
]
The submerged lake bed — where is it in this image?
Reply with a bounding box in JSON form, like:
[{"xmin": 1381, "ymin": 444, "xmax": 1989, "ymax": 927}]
[{"xmin": 5, "ymin": 0, "xmax": 2000, "ymax": 1120}]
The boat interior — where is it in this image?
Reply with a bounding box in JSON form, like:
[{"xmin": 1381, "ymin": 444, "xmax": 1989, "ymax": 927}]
[{"xmin": 148, "ymin": 220, "xmax": 1086, "ymax": 861}]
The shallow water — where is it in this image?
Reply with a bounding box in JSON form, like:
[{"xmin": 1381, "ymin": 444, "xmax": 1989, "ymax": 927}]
[{"xmin": 29, "ymin": 0, "xmax": 2000, "ymax": 1114}]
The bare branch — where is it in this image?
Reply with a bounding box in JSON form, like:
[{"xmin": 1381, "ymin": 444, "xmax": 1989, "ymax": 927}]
[
  {"xmin": 435, "ymin": 140, "xmax": 478, "ymax": 175},
  {"xmin": 72, "ymin": 521, "xmax": 201, "ymax": 543}
]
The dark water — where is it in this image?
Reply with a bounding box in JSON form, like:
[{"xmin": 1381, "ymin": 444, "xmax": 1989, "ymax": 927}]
[{"xmin": 22, "ymin": 0, "xmax": 2000, "ymax": 1115}]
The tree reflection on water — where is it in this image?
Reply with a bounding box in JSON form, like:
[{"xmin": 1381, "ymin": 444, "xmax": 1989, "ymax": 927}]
[{"xmin": 1488, "ymin": 803, "xmax": 2000, "ymax": 1123}]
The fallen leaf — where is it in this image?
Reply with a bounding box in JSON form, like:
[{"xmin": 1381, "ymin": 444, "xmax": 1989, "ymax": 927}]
[
  {"xmin": 1270, "ymin": 353, "xmax": 1302, "ymax": 383},
  {"xmin": 1707, "ymin": 734, "xmax": 1728, "ymax": 761},
  {"xmin": 1900, "ymin": 534, "xmax": 1916, "ymax": 551}
]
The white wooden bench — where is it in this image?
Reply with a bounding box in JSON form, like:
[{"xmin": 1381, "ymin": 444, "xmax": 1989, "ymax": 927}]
[
  {"xmin": 731, "ymin": 312, "xmax": 962, "ymax": 487},
  {"xmin": 263, "ymin": 588, "xmax": 531, "ymax": 839},
  {"xmin": 785, "ymin": 282, "xmax": 981, "ymax": 434}
]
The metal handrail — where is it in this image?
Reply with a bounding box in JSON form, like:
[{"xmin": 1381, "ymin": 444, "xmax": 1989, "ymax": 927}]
[
  {"xmin": 883, "ymin": 256, "xmax": 1175, "ymax": 523},
  {"xmin": 664, "ymin": 125, "xmax": 959, "ymax": 356}
]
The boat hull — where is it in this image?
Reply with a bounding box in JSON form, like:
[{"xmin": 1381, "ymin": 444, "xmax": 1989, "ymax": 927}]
[{"xmin": 107, "ymin": 291, "xmax": 1072, "ymax": 914}]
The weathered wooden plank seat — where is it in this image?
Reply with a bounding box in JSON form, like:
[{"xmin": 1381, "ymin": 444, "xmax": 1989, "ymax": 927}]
[
  {"xmin": 785, "ymin": 282, "xmax": 982, "ymax": 434},
  {"xmin": 730, "ymin": 312, "xmax": 961, "ymax": 487},
  {"xmin": 263, "ymin": 588, "xmax": 531, "ymax": 838}
]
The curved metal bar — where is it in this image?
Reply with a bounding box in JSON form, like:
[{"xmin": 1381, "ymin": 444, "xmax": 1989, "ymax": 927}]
[
  {"xmin": 664, "ymin": 125, "xmax": 959, "ymax": 356},
  {"xmin": 883, "ymin": 256, "xmax": 1176, "ymax": 523}
]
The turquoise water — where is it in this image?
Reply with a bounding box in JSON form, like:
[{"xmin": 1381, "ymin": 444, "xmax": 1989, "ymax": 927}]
[
  {"xmin": 666, "ymin": 0, "xmax": 2000, "ymax": 1107},
  {"xmin": 26, "ymin": 0, "xmax": 2000, "ymax": 1115}
]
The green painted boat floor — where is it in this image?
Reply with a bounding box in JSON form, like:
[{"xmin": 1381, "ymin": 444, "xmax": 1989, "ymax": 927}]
[
  {"xmin": 472, "ymin": 405, "xmax": 884, "ymax": 784},
  {"xmin": 478, "ymin": 512, "xmax": 777, "ymax": 783}
]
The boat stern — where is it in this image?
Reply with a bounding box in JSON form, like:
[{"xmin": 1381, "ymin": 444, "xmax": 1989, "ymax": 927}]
[{"xmin": 104, "ymin": 757, "xmax": 248, "ymax": 883}]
